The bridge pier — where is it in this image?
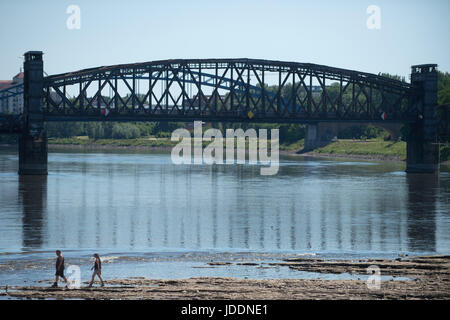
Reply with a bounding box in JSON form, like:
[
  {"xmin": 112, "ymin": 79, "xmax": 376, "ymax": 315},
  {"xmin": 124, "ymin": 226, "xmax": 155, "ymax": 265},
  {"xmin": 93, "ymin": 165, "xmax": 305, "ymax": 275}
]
[
  {"xmin": 19, "ymin": 51, "xmax": 47, "ymax": 175},
  {"xmin": 406, "ymin": 64, "xmax": 439, "ymax": 174},
  {"xmin": 304, "ymin": 123, "xmax": 339, "ymax": 151},
  {"xmin": 18, "ymin": 132, "xmax": 47, "ymax": 175},
  {"xmin": 304, "ymin": 122, "xmax": 403, "ymax": 152},
  {"xmin": 406, "ymin": 139, "xmax": 440, "ymax": 173}
]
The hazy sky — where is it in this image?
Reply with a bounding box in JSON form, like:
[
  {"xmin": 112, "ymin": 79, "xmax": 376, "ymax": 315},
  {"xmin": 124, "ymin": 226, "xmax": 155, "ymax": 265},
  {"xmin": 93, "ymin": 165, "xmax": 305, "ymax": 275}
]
[{"xmin": 0, "ymin": 0, "xmax": 449, "ymax": 80}]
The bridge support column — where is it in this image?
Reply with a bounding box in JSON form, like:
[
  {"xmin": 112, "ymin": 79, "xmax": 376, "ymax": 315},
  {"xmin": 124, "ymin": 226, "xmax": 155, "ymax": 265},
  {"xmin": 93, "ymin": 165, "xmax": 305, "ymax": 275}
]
[
  {"xmin": 406, "ymin": 64, "xmax": 439, "ymax": 174},
  {"xmin": 304, "ymin": 123, "xmax": 338, "ymax": 151},
  {"xmin": 18, "ymin": 132, "xmax": 47, "ymax": 175},
  {"xmin": 19, "ymin": 51, "xmax": 47, "ymax": 175},
  {"xmin": 406, "ymin": 138, "xmax": 439, "ymax": 173}
]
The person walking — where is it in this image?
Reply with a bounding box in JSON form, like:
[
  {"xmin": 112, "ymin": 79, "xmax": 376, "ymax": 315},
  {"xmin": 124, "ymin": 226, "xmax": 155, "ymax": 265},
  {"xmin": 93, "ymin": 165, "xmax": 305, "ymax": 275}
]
[
  {"xmin": 88, "ymin": 253, "xmax": 105, "ymax": 287},
  {"xmin": 52, "ymin": 250, "xmax": 68, "ymax": 288}
]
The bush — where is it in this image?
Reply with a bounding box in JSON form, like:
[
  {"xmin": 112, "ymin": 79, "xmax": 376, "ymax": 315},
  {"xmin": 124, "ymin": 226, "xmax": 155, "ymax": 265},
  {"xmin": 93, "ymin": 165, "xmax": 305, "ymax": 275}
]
[
  {"xmin": 86, "ymin": 123, "xmax": 104, "ymax": 139},
  {"xmin": 155, "ymin": 131, "xmax": 172, "ymax": 138},
  {"xmin": 279, "ymin": 124, "xmax": 305, "ymax": 144},
  {"xmin": 338, "ymin": 125, "xmax": 383, "ymax": 139},
  {"xmin": 111, "ymin": 123, "xmax": 140, "ymax": 139}
]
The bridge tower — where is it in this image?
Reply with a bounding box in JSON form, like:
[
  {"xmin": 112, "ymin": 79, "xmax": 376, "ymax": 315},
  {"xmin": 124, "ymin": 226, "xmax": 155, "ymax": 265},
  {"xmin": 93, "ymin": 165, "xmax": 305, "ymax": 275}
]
[
  {"xmin": 18, "ymin": 51, "xmax": 47, "ymax": 175},
  {"xmin": 406, "ymin": 64, "xmax": 439, "ymax": 174}
]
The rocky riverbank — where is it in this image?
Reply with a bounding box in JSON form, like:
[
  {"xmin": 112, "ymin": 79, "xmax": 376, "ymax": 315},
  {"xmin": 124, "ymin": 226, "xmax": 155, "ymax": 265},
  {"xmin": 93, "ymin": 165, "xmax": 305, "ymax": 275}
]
[{"xmin": 2, "ymin": 255, "xmax": 449, "ymax": 300}]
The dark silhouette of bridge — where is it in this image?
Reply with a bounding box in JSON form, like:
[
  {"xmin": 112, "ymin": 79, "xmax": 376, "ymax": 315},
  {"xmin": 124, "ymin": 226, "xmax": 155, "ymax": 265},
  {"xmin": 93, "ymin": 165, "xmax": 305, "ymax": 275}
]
[{"xmin": 0, "ymin": 51, "xmax": 448, "ymax": 175}]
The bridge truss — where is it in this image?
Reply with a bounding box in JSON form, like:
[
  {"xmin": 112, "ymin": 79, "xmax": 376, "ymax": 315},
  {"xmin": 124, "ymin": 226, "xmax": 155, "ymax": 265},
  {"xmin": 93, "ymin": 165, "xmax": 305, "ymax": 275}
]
[{"xmin": 41, "ymin": 58, "xmax": 422, "ymax": 124}]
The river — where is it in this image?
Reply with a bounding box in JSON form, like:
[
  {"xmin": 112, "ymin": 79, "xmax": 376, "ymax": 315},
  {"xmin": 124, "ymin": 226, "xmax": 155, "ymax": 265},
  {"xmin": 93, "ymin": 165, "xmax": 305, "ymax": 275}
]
[{"xmin": 0, "ymin": 147, "xmax": 449, "ymax": 285}]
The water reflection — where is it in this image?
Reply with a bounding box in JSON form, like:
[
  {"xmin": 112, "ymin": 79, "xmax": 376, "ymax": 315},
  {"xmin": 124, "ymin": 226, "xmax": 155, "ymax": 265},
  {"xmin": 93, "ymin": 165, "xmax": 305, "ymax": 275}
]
[
  {"xmin": 19, "ymin": 175, "xmax": 47, "ymax": 249},
  {"xmin": 0, "ymin": 150, "xmax": 449, "ymax": 256},
  {"xmin": 406, "ymin": 174, "xmax": 438, "ymax": 252}
]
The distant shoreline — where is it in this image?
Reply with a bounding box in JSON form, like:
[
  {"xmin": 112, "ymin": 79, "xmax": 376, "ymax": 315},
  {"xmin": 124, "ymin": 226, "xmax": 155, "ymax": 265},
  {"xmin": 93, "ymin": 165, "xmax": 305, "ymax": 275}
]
[
  {"xmin": 3, "ymin": 142, "xmax": 449, "ymax": 164},
  {"xmin": 45, "ymin": 143, "xmax": 405, "ymax": 162},
  {"xmin": 48, "ymin": 143, "xmax": 174, "ymax": 153}
]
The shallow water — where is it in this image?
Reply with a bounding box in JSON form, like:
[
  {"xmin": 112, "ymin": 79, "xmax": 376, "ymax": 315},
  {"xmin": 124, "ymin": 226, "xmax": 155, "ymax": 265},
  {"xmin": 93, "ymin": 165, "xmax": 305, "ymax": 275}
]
[{"xmin": 0, "ymin": 147, "xmax": 449, "ymax": 285}]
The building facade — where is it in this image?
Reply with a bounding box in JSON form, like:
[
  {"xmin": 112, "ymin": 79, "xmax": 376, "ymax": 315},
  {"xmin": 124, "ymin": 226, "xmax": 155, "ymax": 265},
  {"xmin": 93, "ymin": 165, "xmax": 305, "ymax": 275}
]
[{"xmin": 0, "ymin": 72, "xmax": 24, "ymax": 114}]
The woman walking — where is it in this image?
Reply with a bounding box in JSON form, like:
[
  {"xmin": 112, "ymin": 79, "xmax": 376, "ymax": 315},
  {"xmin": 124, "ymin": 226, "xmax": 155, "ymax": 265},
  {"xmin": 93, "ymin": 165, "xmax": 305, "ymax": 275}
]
[{"xmin": 88, "ymin": 253, "xmax": 105, "ymax": 287}]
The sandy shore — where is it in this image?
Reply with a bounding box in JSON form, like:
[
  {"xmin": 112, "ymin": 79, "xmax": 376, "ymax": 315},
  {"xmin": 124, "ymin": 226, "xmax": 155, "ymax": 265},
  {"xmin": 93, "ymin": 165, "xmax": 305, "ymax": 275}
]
[{"xmin": 2, "ymin": 255, "xmax": 449, "ymax": 300}]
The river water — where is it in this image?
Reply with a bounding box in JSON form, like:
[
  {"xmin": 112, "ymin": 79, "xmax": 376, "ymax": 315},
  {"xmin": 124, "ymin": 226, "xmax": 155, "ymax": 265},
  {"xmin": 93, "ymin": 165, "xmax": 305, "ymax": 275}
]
[{"xmin": 0, "ymin": 147, "xmax": 449, "ymax": 286}]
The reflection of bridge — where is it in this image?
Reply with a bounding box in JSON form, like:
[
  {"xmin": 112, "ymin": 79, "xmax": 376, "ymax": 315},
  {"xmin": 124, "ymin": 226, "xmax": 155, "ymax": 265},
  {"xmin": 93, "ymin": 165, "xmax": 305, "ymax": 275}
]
[
  {"xmin": 15, "ymin": 160, "xmax": 443, "ymax": 253},
  {"xmin": 0, "ymin": 51, "xmax": 448, "ymax": 174}
]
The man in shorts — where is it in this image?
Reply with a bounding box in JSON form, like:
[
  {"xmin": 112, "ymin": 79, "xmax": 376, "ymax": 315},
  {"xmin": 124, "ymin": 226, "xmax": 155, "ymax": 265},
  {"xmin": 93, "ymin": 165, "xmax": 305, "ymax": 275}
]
[{"xmin": 52, "ymin": 250, "xmax": 68, "ymax": 288}]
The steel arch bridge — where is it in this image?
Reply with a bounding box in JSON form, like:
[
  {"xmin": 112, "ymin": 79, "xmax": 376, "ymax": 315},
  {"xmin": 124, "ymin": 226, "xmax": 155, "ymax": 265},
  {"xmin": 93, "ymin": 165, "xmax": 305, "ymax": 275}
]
[
  {"xmin": 0, "ymin": 52, "xmax": 446, "ymax": 174},
  {"xmin": 39, "ymin": 58, "xmax": 422, "ymax": 124}
]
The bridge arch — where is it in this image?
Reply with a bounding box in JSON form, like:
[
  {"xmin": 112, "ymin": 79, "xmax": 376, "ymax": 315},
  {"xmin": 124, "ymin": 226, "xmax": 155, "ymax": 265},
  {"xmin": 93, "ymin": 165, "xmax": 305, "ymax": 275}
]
[{"xmin": 42, "ymin": 58, "xmax": 421, "ymax": 124}]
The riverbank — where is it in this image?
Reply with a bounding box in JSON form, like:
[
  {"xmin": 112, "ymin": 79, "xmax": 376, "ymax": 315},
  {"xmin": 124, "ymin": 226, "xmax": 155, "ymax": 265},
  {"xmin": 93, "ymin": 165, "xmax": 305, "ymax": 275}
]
[
  {"xmin": 47, "ymin": 138, "xmax": 450, "ymax": 164},
  {"xmin": 293, "ymin": 151, "xmax": 404, "ymax": 162},
  {"xmin": 310, "ymin": 139, "xmax": 407, "ymax": 161},
  {"xmin": 2, "ymin": 137, "xmax": 447, "ymax": 164},
  {"xmin": 2, "ymin": 255, "xmax": 449, "ymax": 300},
  {"xmin": 46, "ymin": 137, "xmax": 407, "ymax": 162}
]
